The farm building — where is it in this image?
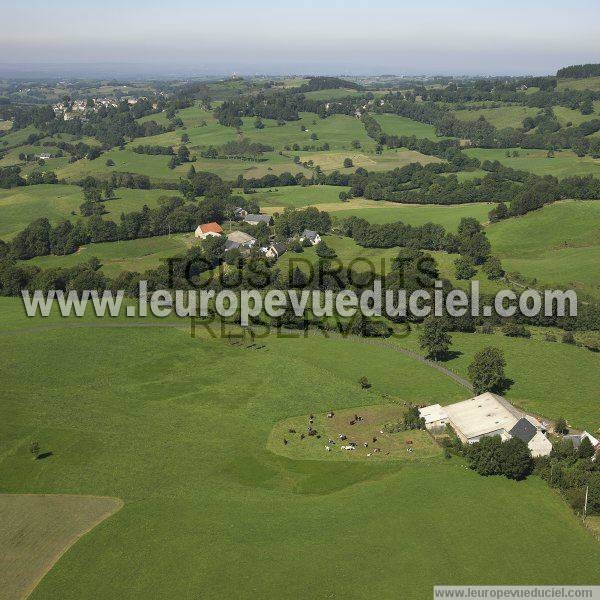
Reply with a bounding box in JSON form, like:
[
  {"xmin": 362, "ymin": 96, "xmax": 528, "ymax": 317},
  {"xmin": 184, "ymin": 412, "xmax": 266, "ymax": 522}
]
[
  {"xmin": 299, "ymin": 229, "xmax": 321, "ymax": 245},
  {"xmin": 263, "ymin": 243, "xmax": 286, "ymax": 259},
  {"xmin": 194, "ymin": 222, "xmax": 223, "ymax": 239},
  {"xmin": 563, "ymin": 431, "xmax": 600, "ymax": 452},
  {"xmin": 225, "ymin": 230, "xmax": 256, "ymax": 252},
  {"xmin": 244, "ymin": 214, "xmax": 273, "ymax": 226},
  {"xmin": 233, "ymin": 207, "xmax": 248, "ymax": 220},
  {"xmin": 419, "ymin": 392, "xmax": 552, "ymax": 457}
]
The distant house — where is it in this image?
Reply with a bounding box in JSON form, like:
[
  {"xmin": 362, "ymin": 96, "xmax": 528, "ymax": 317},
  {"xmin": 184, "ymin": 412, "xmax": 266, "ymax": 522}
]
[
  {"xmin": 244, "ymin": 214, "xmax": 273, "ymax": 226},
  {"xmin": 419, "ymin": 392, "xmax": 552, "ymax": 457},
  {"xmin": 263, "ymin": 242, "xmax": 286, "ymax": 259},
  {"xmin": 225, "ymin": 230, "xmax": 256, "ymax": 252},
  {"xmin": 36, "ymin": 153, "xmax": 52, "ymax": 160},
  {"xmin": 233, "ymin": 207, "xmax": 248, "ymax": 220},
  {"xmin": 299, "ymin": 229, "xmax": 321, "ymax": 246},
  {"xmin": 194, "ymin": 222, "xmax": 223, "ymax": 239}
]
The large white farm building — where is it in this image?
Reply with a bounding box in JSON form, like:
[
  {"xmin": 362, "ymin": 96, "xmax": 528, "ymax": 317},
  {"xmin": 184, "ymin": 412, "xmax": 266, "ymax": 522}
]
[{"xmin": 419, "ymin": 392, "xmax": 552, "ymax": 457}]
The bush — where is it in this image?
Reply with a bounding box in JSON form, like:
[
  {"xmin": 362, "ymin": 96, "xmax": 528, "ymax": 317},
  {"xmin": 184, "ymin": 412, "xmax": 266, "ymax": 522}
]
[
  {"xmin": 501, "ymin": 323, "xmax": 531, "ymax": 338},
  {"xmin": 562, "ymin": 331, "xmax": 576, "ymax": 344},
  {"xmin": 454, "ymin": 256, "xmax": 476, "ymax": 280}
]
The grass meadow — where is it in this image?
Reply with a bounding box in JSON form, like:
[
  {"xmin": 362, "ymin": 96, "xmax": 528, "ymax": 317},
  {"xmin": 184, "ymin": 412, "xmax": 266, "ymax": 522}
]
[
  {"xmin": 25, "ymin": 233, "xmax": 195, "ymax": 277},
  {"xmin": 486, "ymin": 201, "xmax": 600, "ymax": 298},
  {"xmin": 0, "ymin": 185, "xmax": 182, "ymax": 240},
  {"xmin": 373, "ymin": 114, "xmax": 450, "ymax": 140},
  {"xmin": 453, "ymin": 106, "xmax": 541, "ymax": 129},
  {"xmin": 0, "ymin": 300, "xmax": 598, "ymax": 598},
  {"xmin": 464, "ymin": 148, "xmax": 600, "ymax": 178}
]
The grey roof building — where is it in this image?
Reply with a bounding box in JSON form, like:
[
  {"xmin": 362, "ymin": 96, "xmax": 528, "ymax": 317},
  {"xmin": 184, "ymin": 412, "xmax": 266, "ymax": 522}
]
[{"xmin": 508, "ymin": 418, "xmax": 538, "ymax": 444}]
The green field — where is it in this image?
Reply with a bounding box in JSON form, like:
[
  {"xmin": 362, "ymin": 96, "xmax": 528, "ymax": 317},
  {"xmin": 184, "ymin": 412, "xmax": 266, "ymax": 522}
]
[
  {"xmin": 453, "ymin": 106, "xmax": 540, "ymax": 129},
  {"xmin": 553, "ymin": 103, "xmax": 600, "ymax": 126},
  {"xmin": 299, "ymin": 148, "xmax": 441, "ymax": 173},
  {"xmin": 0, "ymin": 301, "xmax": 598, "ymax": 598},
  {"xmin": 331, "ymin": 201, "xmax": 494, "ymax": 229},
  {"xmin": 465, "ymin": 148, "xmax": 600, "ymax": 177},
  {"xmin": 25, "ymin": 233, "xmax": 195, "ymax": 277},
  {"xmin": 486, "ymin": 201, "xmax": 600, "ymax": 298},
  {"xmin": 373, "ymin": 113, "xmax": 449, "ymax": 140},
  {"xmin": 557, "ymin": 76, "xmax": 600, "ymax": 91},
  {"xmin": 245, "ymin": 184, "xmax": 351, "ymax": 208},
  {"xmin": 0, "ymin": 185, "xmax": 182, "ymax": 240}
]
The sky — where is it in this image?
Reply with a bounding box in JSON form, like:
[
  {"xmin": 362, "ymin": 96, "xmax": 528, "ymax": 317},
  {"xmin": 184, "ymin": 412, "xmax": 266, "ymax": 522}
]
[{"xmin": 2, "ymin": 0, "xmax": 600, "ymax": 77}]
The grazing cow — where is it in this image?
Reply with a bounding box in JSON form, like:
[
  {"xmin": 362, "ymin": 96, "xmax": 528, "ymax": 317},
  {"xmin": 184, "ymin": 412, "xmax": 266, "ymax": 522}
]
[
  {"xmin": 309, "ymin": 414, "xmax": 315, "ymax": 419},
  {"xmin": 283, "ymin": 439, "xmax": 288, "ymax": 445},
  {"xmin": 349, "ymin": 420, "xmax": 355, "ymax": 426},
  {"xmin": 367, "ymin": 453, "xmax": 372, "ymax": 457},
  {"xmin": 341, "ymin": 445, "xmax": 356, "ymax": 451},
  {"xmin": 372, "ymin": 437, "xmax": 377, "ymax": 443},
  {"xmin": 325, "ymin": 446, "xmax": 331, "ymax": 452},
  {"xmin": 300, "ymin": 434, "xmax": 305, "ymax": 439},
  {"xmin": 327, "ymin": 412, "xmax": 334, "ymax": 418},
  {"xmin": 373, "ymin": 448, "xmax": 381, "ymax": 453},
  {"xmin": 339, "ymin": 434, "xmax": 347, "ymax": 441},
  {"xmin": 328, "ymin": 438, "xmax": 335, "ymax": 444},
  {"xmin": 406, "ymin": 440, "xmax": 413, "ymax": 445},
  {"xmin": 289, "ymin": 428, "xmax": 296, "ymax": 434},
  {"xmin": 363, "ymin": 442, "xmax": 368, "ymax": 448}
]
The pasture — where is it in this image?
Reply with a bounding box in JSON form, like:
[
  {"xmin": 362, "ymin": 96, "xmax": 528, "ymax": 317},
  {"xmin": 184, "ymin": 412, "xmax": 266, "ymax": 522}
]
[
  {"xmin": 453, "ymin": 106, "xmax": 540, "ymax": 129},
  {"xmin": 0, "ymin": 301, "xmax": 598, "ymax": 598},
  {"xmin": 25, "ymin": 233, "xmax": 195, "ymax": 277},
  {"xmin": 557, "ymin": 76, "xmax": 600, "ymax": 91},
  {"xmin": 373, "ymin": 113, "xmax": 448, "ymax": 140},
  {"xmin": 330, "ymin": 200, "xmax": 494, "ymax": 229},
  {"xmin": 298, "ymin": 148, "xmax": 441, "ymax": 174},
  {"xmin": 0, "ymin": 494, "xmax": 122, "ymax": 600},
  {"xmin": 268, "ymin": 404, "xmax": 441, "ymax": 462},
  {"xmin": 465, "ymin": 148, "xmax": 600, "ymax": 177},
  {"xmin": 486, "ymin": 200, "xmax": 600, "ymax": 298},
  {"xmin": 0, "ymin": 185, "xmax": 181, "ymax": 240}
]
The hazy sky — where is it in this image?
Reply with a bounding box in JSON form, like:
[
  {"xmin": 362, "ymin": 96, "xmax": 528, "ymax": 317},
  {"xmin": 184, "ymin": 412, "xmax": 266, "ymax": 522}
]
[{"xmin": 2, "ymin": 0, "xmax": 600, "ymax": 76}]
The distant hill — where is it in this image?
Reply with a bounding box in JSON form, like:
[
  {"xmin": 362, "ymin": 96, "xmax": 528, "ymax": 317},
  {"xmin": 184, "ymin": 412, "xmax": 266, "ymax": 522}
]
[{"xmin": 557, "ymin": 63, "xmax": 600, "ymax": 79}]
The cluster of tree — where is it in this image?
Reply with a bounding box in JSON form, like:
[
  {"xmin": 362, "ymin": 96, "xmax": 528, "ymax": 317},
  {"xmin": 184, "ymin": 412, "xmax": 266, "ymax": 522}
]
[
  {"xmin": 26, "ymin": 171, "xmax": 59, "ymax": 185},
  {"xmin": 43, "ymin": 106, "xmax": 168, "ymax": 150},
  {"xmin": 0, "ymin": 256, "xmax": 108, "ymax": 297},
  {"xmin": 466, "ymin": 435, "xmax": 533, "ymax": 481},
  {"xmin": 131, "ymin": 144, "xmax": 174, "ymax": 155},
  {"xmin": 0, "ymin": 166, "xmax": 27, "ymax": 188},
  {"xmin": 214, "ymin": 87, "xmax": 373, "ymax": 125},
  {"xmin": 0, "ymin": 165, "xmax": 60, "ymax": 189},
  {"xmin": 556, "ymin": 63, "xmax": 600, "ymax": 79},
  {"xmin": 293, "ymin": 77, "xmax": 363, "ymax": 93},
  {"xmin": 272, "ymin": 207, "xmax": 332, "ymax": 239},
  {"xmin": 340, "ymin": 214, "xmax": 455, "ymax": 252},
  {"xmin": 535, "ymin": 436, "xmax": 600, "ymax": 516},
  {"xmin": 200, "ymin": 139, "xmax": 273, "ymax": 160},
  {"xmin": 167, "ymin": 145, "xmax": 191, "ymax": 169}
]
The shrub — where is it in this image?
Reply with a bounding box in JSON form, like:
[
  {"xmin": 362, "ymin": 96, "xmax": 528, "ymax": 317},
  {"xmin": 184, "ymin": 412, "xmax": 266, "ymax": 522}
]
[{"xmin": 501, "ymin": 323, "xmax": 531, "ymax": 338}]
